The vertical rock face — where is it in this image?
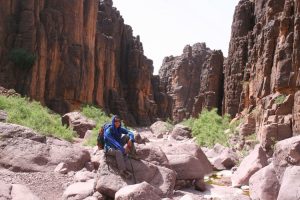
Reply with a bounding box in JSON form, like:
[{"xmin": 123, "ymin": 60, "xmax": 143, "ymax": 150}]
[
  {"xmin": 0, "ymin": 0, "xmax": 157, "ymax": 125},
  {"xmin": 225, "ymin": 0, "xmax": 300, "ymax": 141},
  {"xmin": 159, "ymin": 43, "xmax": 224, "ymax": 123}
]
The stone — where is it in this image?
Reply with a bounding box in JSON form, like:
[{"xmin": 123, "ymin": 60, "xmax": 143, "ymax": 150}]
[
  {"xmin": 0, "ymin": 122, "xmax": 90, "ymax": 172},
  {"xmin": 273, "ymin": 136, "xmax": 300, "ymax": 183},
  {"xmin": 231, "ymin": 145, "xmax": 268, "ymax": 187},
  {"xmin": 63, "ymin": 179, "xmax": 94, "ymax": 199},
  {"xmin": 54, "ymin": 162, "xmax": 68, "ymax": 174},
  {"xmin": 167, "ymin": 154, "xmax": 211, "ymax": 179},
  {"xmin": 0, "ymin": 181, "xmax": 11, "ymax": 200},
  {"xmin": 74, "ymin": 170, "xmax": 95, "ymax": 182},
  {"xmin": 95, "ymin": 152, "xmax": 176, "ymax": 198},
  {"xmin": 170, "ymin": 124, "xmax": 192, "ymax": 140},
  {"xmin": 62, "ymin": 112, "xmax": 96, "ymax": 138},
  {"xmin": 115, "ymin": 182, "xmax": 162, "ymax": 200},
  {"xmin": 11, "ymin": 184, "xmax": 40, "ymax": 200},
  {"xmin": 0, "ymin": 110, "xmax": 7, "ymax": 122},
  {"xmin": 135, "ymin": 144, "xmax": 169, "ymax": 167},
  {"xmin": 150, "ymin": 121, "xmax": 170, "ymax": 136},
  {"xmin": 249, "ymin": 164, "xmax": 280, "ymax": 200},
  {"xmin": 205, "ymin": 143, "xmax": 239, "ymax": 170},
  {"xmin": 277, "ymin": 166, "xmax": 300, "ymax": 200}
]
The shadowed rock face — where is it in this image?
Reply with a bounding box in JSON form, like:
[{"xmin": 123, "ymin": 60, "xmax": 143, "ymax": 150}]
[
  {"xmin": 224, "ymin": 0, "xmax": 300, "ymax": 134},
  {"xmin": 0, "ymin": 0, "xmax": 158, "ymax": 126},
  {"xmin": 159, "ymin": 43, "xmax": 224, "ymax": 123}
]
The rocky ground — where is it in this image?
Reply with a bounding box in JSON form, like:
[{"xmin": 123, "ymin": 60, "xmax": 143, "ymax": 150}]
[
  {"xmin": 0, "ymin": 168, "xmax": 73, "ymax": 200},
  {"xmin": 1, "ymin": 114, "xmax": 300, "ymax": 200}
]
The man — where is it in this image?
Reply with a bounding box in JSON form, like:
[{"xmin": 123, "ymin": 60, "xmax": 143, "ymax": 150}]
[{"xmin": 104, "ymin": 115, "xmax": 135, "ymax": 176}]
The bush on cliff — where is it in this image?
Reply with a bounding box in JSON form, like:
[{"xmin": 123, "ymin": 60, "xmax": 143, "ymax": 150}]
[
  {"xmin": 9, "ymin": 48, "xmax": 36, "ymax": 69},
  {"xmin": 0, "ymin": 95, "xmax": 75, "ymax": 141},
  {"xmin": 182, "ymin": 108, "xmax": 234, "ymax": 147}
]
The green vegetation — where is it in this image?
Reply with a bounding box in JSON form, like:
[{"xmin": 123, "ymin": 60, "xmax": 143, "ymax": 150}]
[
  {"xmin": 9, "ymin": 48, "xmax": 36, "ymax": 69},
  {"xmin": 181, "ymin": 108, "xmax": 238, "ymax": 147},
  {"xmin": 0, "ymin": 95, "xmax": 75, "ymax": 141},
  {"xmin": 245, "ymin": 133, "xmax": 257, "ymax": 141},
  {"xmin": 81, "ymin": 104, "xmax": 111, "ymax": 146},
  {"xmin": 274, "ymin": 94, "xmax": 286, "ymax": 104},
  {"xmin": 166, "ymin": 118, "xmax": 174, "ymax": 131}
]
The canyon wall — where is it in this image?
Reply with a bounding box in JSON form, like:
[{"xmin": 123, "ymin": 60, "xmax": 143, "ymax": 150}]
[
  {"xmin": 225, "ymin": 0, "xmax": 300, "ymax": 149},
  {"xmin": 0, "ymin": 0, "xmax": 158, "ymax": 125}
]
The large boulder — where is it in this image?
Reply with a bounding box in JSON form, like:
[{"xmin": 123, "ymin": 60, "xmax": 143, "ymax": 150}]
[
  {"xmin": 167, "ymin": 154, "xmax": 209, "ymax": 180},
  {"xmin": 62, "ymin": 112, "xmax": 96, "ymax": 138},
  {"xmin": 277, "ymin": 166, "xmax": 300, "ymax": 200},
  {"xmin": 231, "ymin": 145, "xmax": 268, "ymax": 187},
  {"xmin": 115, "ymin": 182, "xmax": 162, "ymax": 200},
  {"xmin": 273, "ymin": 136, "xmax": 300, "ymax": 183},
  {"xmin": 249, "ymin": 164, "xmax": 280, "ymax": 200},
  {"xmin": 150, "ymin": 121, "xmax": 170, "ymax": 137},
  {"xmin": 0, "ymin": 123, "xmax": 90, "ymax": 172},
  {"xmin": 135, "ymin": 144, "xmax": 169, "ymax": 167},
  {"xmin": 63, "ymin": 179, "xmax": 94, "ymax": 200},
  {"xmin": 170, "ymin": 124, "xmax": 192, "ymax": 140},
  {"xmin": 205, "ymin": 143, "xmax": 239, "ymax": 170},
  {"xmin": 159, "ymin": 142, "xmax": 212, "ymax": 178},
  {"xmin": 95, "ymin": 152, "xmax": 176, "ymax": 198}
]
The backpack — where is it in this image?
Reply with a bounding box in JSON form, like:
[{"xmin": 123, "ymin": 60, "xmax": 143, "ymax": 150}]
[{"xmin": 97, "ymin": 123, "xmax": 111, "ymax": 149}]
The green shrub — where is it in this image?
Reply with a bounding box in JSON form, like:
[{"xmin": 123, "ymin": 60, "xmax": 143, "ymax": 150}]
[
  {"xmin": 9, "ymin": 48, "xmax": 36, "ymax": 69},
  {"xmin": 81, "ymin": 104, "xmax": 111, "ymax": 146},
  {"xmin": 274, "ymin": 94, "xmax": 286, "ymax": 104},
  {"xmin": 182, "ymin": 108, "xmax": 234, "ymax": 147},
  {"xmin": 0, "ymin": 95, "xmax": 75, "ymax": 141}
]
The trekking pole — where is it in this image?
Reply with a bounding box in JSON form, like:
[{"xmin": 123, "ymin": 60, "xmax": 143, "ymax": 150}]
[{"xmin": 128, "ymin": 155, "xmax": 137, "ymax": 184}]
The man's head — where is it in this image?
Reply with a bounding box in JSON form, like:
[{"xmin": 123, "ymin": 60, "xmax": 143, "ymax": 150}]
[{"xmin": 113, "ymin": 115, "xmax": 121, "ymax": 128}]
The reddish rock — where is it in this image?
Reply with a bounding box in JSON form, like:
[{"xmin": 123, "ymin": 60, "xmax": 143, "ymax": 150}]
[
  {"xmin": 135, "ymin": 144, "xmax": 169, "ymax": 167},
  {"xmin": 231, "ymin": 145, "xmax": 268, "ymax": 187},
  {"xmin": 170, "ymin": 124, "xmax": 192, "ymax": 141},
  {"xmin": 63, "ymin": 179, "xmax": 94, "ymax": 200},
  {"xmin": 0, "ymin": 0, "xmax": 159, "ymax": 126},
  {"xmin": 159, "ymin": 43, "xmax": 224, "ymax": 123},
  {"xmin": 273, "ymin": 136, "xmax": 300, "ymax": 183},
  {"xmin": 224, "ymin": 0, "xmax": 300, "ymax": 146},
  {"xmin": 277, "ymin": 166, "xmax": 300, "ymax": 200},
  {"xmin": 62, "ymin": 112, "xmax": 96, "ymax": 138},
  {"xmin": 206, "ymin": 144, "xmax": 239, "ymax": 170},
  {"xmin": 115, "ymin": 182, "xmax": 162, "ymax": 200},
  {"xmin": 11, "ymin": 184, "xmax": 40, "ymax": 200},
  {"xmin": 0, "ymin": 122, "xmax": 90, "ymax": 172},
  {"xmin": 249, "ymin": 164, "xmax": 280, "ymax": 200},
  {"xmin": 95, "ymin": 151, "xmax": 176, "ymax": 198},
  {"xmin": 239, "ymin": 114, "xmax": 256, "ymax": 137}
]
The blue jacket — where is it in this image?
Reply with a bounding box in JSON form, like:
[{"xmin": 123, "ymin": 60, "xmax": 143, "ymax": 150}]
[{"xmin": 104, "ymin": 116, "xmax": 134, "ymax": 154}]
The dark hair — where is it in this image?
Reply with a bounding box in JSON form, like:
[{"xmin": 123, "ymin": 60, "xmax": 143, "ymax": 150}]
[{"xmin": 114, "ymin": 115, "xmax": 121, "ymax": 121}]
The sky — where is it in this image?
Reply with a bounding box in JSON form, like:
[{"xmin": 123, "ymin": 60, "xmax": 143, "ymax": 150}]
[{"xmin": 113, "ymin": 0, "xmax": 239, "ymax": 74}]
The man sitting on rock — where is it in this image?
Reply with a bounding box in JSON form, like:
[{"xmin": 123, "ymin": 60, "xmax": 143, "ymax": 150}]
[{"xmin": 104, "ymin": 115, "xmax": 135, "ymax": 176}]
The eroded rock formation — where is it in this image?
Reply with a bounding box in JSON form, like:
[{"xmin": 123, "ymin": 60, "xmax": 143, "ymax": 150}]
[
  {"xmin": 0, "ymin": 0, "xmax": 157, "ymax": 126},
  {"xmin": 159, "ymin": 43, "xmax": 224, "ymax": 123},
  {"xmin": 225, "ymin": 0, "xmax": 300, "ymax": 148}
]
